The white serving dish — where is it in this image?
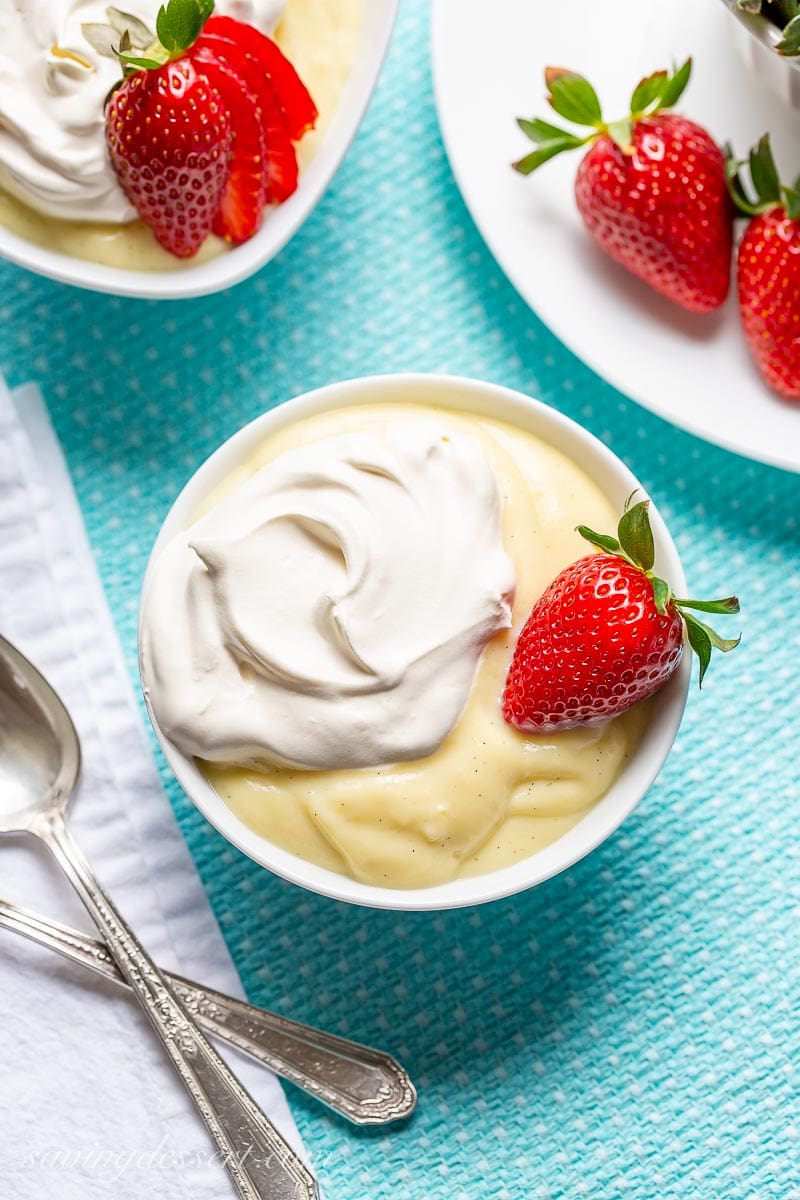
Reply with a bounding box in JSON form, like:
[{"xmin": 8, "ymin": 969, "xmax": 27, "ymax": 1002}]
[{"xmin": 139, "ymin": 374, "xmax": 691, "ymax": 910}]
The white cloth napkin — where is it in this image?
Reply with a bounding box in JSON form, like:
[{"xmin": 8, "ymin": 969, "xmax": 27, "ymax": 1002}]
[{"xmin": 0, "ymin": 378, "xmax": 308, "ymax": 1199}]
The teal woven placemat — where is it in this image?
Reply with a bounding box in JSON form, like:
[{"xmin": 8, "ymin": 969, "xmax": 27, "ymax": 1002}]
[{"xmin": 2, "ymin": 2, "xmax": 799, "ymax": 1196}]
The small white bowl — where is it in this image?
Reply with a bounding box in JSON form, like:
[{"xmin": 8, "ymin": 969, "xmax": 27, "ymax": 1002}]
[
  {"xmin": 0, "ymin": 1, "xmax": 398, "ymax": 299},
  {"xmin": 720, "ymin": 0, "xmax": 800, "ymax": 107},
  {"xmin": 139, "ymin": 374, "xmax": 691, "ymax": 910}
]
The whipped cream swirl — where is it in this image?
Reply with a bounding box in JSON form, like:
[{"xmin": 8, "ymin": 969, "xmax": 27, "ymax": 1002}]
[
  {"xmin": 0, "ymin": 0, "xmax": 285, "ymax": 223},
  {"xmin": 140, "ymin": 421, "xmax": 516, "ymax": 770}
]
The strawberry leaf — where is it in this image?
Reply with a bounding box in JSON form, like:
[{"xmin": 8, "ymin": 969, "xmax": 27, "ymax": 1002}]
[
  {"xmin": 617, "ymin": 499, "xmax": 655, "ymax": 571},
  {"xmin": 516, "ymin": 116, "xmax": 582, "ymax": 146},
  {"xmin": 777, "ymin": 13, "xmax": 800, "ymax": 54},
  {"xmin": 545, "ymin": 68, "xmax": 603, "ymax": 127},
  {"xmin": 106, "ymin": 7, "xmax": 154, "ymax": 46},
  {"xmin": 676, "ymin": 598, "xmax": 741, "ymax": 686},
  {"xmin": 732, "ymin": 133, "xmax": 800, "ymax": 219},
  {"xmin": 576, "ymin": 526, "xmax": 621, "ymax": 554},
  {"xmin": 726, "ymin": 135, "xmax": 787, "ymax": 216},
  {"xmin": 658, "ymin": 58, "xmax": 692, "ymax": 110},
  {"xmin": 630, "ymin": 70, "xmax": 667, "ymax": 115},
  {"xmin": 674, "ymin": 595, "xmax": 740, "ymax": 615},
  {"xmin": 155, "ymin": 0, "xmax": 212, "ymax": 56},
  {"xmin": 725, "ymin": 144, "xmax": 763, "ymax": 216},
  {"xmin": 513, "ymin": 59, "xmax": 691, "ymax": 185},
  {"xmin": 784, "ymin": 184, "xmax": 800, "ymax": 220},
  {"xmin": 704, "ymin": 627, "xmax": 741, "ymax": 653},
  {"xmin": 749, "ymin": 134, "xmax": 782, "ymax": 204},
  {"xmin": 651, "ymin": 576, "xmax": 672, "ymax": 615},
  {"xmin": 119, "ymin": 52, "xmax": 164, "ymax": 69},
  {"xmin": 685, "ymin": 611, "xmax": 740, "ymax": 657},
  {"xmin": 513, "ymin": 138, "xmax": 584, "ymax": 174},
  {"xmin": 82, "ymin": 22, "xmax": 122, "ymax": 58},
  {"xmin": 682, "ymin": 611, "xmax": 712, "ymax": 686}
]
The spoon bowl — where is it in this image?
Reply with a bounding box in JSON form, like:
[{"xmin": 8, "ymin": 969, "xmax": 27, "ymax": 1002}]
[{"xmin": 0, "ymin": 637, "xmax": 79, "ymax": 832}]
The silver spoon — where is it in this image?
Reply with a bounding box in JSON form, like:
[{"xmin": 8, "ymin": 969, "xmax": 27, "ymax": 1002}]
[
  {"xmin": 0, "ymin": 634, "xmax": 317, "ymax": 1200},
  {"xmin": 0, "ymin": 894, "xmax": 416, "ymax": 1124}
]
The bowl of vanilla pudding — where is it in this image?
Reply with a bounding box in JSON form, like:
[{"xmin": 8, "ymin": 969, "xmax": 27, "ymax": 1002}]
[
  {"xmin": 139, "ymin": 374, "xmax": 691, "ymax": 910},
  {"xmin": 0, "ymin": 0, "xmax": 397, "ymax": 298}
]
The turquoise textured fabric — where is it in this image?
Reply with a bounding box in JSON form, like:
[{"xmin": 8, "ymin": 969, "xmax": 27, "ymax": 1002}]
[{"xmin": 2, "ymin": 2, "xmax": 799, "ymax": 1196}]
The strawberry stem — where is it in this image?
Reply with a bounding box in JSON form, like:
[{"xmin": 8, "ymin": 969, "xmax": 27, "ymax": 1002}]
[{"xmin": 576, "ymin": 498, "xmax": 741, "ymax": 686}]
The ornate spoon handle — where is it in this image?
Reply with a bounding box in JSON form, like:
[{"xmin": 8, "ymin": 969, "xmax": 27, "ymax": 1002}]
[
  {"xmin": 0, "ymin": 898, "xmax": 416, "ymax": 1124},
  {"xmin": 42, "ymin": 814, "xmax": 317, "ymax": 1200}
]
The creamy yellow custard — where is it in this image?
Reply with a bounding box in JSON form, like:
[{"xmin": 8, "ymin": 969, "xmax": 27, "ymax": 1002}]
[
  {"xmin": 0, "ymin": 0, "xmax": 363, "ymax": 270},
  {"xmin": 197, "ymin": 403, "xmax": 649, "ymax": 889}
]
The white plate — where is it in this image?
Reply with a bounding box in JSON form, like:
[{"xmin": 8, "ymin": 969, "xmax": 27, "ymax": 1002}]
[
  {"xmin": 0, "ymin": 1, "xmax": 398, "ymax": 299},
  {"xmin": 432, "ymin": 0, "xmax": 800, "ymax": 473}
]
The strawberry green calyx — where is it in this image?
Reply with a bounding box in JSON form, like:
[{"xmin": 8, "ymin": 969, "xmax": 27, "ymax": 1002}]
[
  {"xmin": 513, "ymin": 58, "xmax": 692, "ymax": 174},
  {"xmin": 83, "ymin": 0, "xmax": 214, "ymax": 73},
  {"xmin": 725, "ymin": 134, "xmax": 800, "ymax": 219},
  {"xmin": 577, "ymin": 497, "xmax": 741, "ymax": 685}
]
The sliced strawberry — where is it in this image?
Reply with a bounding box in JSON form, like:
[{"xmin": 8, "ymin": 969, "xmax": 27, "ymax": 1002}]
[
  {"xmin": 255, "ymin": 87, "xmax": 298, "ymax": 204},
  {"xmin": 202, "ymin": 14, "xmax": 317, "ymax": 141},
  {"xmin": 194, "ymin": 34, "xmax": 298, "ymax": 203},
  {"xmin": 193, "ymin": 49, "xmax": 266, "ymax": 244}
]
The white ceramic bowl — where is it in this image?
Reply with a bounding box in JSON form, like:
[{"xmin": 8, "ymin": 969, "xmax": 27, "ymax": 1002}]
[
  {"xmin": 0, "ymin": 1, "xmax": 398, "ymax": 299},
  {"xmin": 720, "ymin": 0, "xmax": 800, "ymax": 107},
  {"xmin": 139, "ymin": 374, "xmax": 691, "ymax": 910}
]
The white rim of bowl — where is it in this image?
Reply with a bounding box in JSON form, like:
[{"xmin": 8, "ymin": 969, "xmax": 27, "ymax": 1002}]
[
  {"xmin": 0, "ymin": 0, "xmax": 398, "ymax": 299},
  {"xmin": 139, "ymin": 373, "xmax": 691, "ymax": 910}
]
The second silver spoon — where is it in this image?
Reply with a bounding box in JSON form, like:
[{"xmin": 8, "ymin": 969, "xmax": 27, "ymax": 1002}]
[{"xmin": 0, "ymin": 895, "xmax": 416, "ymax": 1124}]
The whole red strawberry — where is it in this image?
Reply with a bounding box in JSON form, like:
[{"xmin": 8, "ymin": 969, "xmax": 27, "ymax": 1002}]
[
  {"xmin": 728, "ymin": 134, "xmax": 800, "ymax": 399},
  {"xmin": 514, "ymin": 61, "xmax": 733, "ymax": 313},
  {"xmin": 502, "ymin": 499, "xmax": 740, "ymax": 734},
  {"xmin": 106, "ymin": 57, "xmax": 233, "ymax": 257},
  {"xmin": 85, "ymin": 0, "xmax": 316, "ymax": 256}
]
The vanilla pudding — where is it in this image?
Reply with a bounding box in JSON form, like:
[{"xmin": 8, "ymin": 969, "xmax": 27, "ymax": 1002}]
[
  {"xmin": 0, "ymin": 0, "xmax": 362, "ymax": 270},
  {"xmin": 141, "ymin": 403, "xmax": 649, "ymax": 889}
]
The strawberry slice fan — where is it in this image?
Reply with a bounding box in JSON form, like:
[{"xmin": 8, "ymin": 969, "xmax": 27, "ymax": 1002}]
[{"xmin": 86, "ymin": 0, "xmax": 317, "ymax": 257}]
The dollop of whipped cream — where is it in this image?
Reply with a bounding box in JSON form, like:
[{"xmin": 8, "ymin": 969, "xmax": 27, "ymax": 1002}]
[
  {"xmin": 141, "ymin": 421, "xmax": 516, "ymax": 770},
  {"xmin": 0, "ymin": 0, "xmax": 285, "ymax": 223}
]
